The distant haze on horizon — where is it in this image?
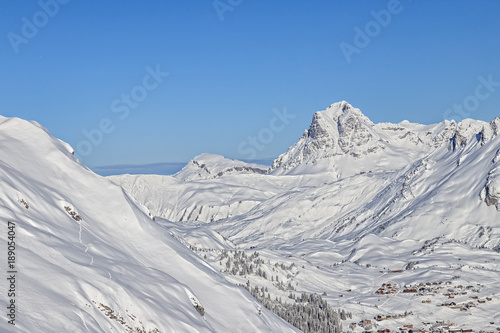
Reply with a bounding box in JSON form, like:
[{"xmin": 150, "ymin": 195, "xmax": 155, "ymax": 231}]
[
  {"xmin": 91, "ymin": 158, "xmax": 275, "ymax": 176},
  {"xmin": 1, "ymin": 1, "xmax": 499, "ymax": 167}
]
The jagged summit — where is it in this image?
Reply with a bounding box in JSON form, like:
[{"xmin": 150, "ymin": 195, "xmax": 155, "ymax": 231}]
[
  {"xmin": 167, "ymin": 102, "xmax": 499, "ymax": 181},
  {"xmin": 270, "ymin": 101, "xmax": 392, "ymax": 176},
  {"xmin": 316, "ymin": 101, "xmax": 367, "ymax": 120},
  {"xmin": 270, "ymin": 101, "xmax": 497, "ymax": 177},
  {"xmin": 311, "ymin": 101, "xmax": 381, "ymax": 153}
]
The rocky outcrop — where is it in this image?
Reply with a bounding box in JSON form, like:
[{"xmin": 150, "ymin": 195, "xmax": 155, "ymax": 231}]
[
  {"xmin": 270, "ymin": 101, "xmax": 385, "ymax": 174},
  {"xmin": 481, "ymin": 149, "xmax": 500, "ymax": 210},
  {"xmin": 271, "ymin": 102, "xmax": 496, "ymax": 177}
]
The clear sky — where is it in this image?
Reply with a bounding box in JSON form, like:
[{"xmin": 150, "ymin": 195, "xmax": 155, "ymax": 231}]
[{"xmin": 1, "ymin": 1, "xmax": 499, "ymax": 167}]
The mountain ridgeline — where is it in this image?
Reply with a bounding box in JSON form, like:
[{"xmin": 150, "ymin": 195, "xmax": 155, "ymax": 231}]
[
  {"xmin": 109, "ymin": 102, "xmax": 500, "ymax": 332},
  {"xmin": 111, "ymin": 101, "xmax": 500, "ymax": 250},
  {"xmin": 0, "ymin": 116, "xmax": 299, "ymax": 333}
]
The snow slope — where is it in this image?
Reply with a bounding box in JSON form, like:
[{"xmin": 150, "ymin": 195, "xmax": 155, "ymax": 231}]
[
  {"xmin": 0, "ymin": 116, "xmax": 298, "ymax": 333},
  {"xmin": 110, "ymin": 102, "xmax": 500, "ymax": 332},
  {"xmin": 109, "ymin": 161, "xmax": 336, "ymax": 225},
  {"xmin": 111, "ymin": 102, "xmax": 500, "ymax": 250},
  {"xmin": 213, "ymin": 125, "xmax": 500, "ymax": 249}
]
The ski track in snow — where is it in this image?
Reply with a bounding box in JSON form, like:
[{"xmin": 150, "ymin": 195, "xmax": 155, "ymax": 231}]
[
  {"xmin": 77, "ymin": 220, "xmax": 94, "ymax": 266},
  {"xmin": 75, "ymin": 311, "xmax": 91, "ymax": 332}
]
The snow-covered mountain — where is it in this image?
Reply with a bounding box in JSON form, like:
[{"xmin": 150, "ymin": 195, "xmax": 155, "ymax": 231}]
[
  {"xmin": 0, "ymin": 116, "xmax": 298, "ymax": 333},
  {"xmin": 112, "ymin": 102, "xmax": 500, "ymax": 244},
  {"xmin": 109, "ymin": 154, "xmax": 276, "ymax": 223},
  {"xmin": 270, "ymin": 101, "xmax": 492, "ymax": 177},
  {"xmin": 110, "ymin": 102, "xmax": 500, "ymax": 332},
  {"xmin": 174, "ymin": 153, "xmax": 268, "ymax": 181}
]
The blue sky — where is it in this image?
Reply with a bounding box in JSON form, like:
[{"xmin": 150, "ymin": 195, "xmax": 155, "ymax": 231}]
[{"xmin": 1, "ymin": 1, "xmax": 499, "ymax": 168}]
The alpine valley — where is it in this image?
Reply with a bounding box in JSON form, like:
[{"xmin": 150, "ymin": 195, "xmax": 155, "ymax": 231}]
[
  {"xmin": 110, "ymin": 102, "xmax": 500, "ymax": 332},
  {"xmin": 1, "ymin": 101, "xmax": 499, "ymax": 332}
]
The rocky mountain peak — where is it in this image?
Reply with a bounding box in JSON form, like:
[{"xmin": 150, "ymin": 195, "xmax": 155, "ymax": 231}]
[
  {"xmin": 271, "ymin": 102, "xmax": 499, "ymax": 176},
  {"xmin": 271, "ymin": 101, "xmax": 385, "ymax": 174},
  {"xmin": 306, "ymin": 101, "xmax": 381, "ymax": 154}
]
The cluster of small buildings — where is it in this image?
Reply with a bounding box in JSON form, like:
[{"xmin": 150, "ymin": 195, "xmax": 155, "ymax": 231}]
[
  {"xmin": 439, "ymin": 295, "xmax": 493, "ymax": 312},
  {"xmin": 376, "ymin": 283, "xmax": 399, "ymax": 295},
  {"xmin": 402, "ymin": 281, "xmax": 445, "ymax": 295},
  {"xmin": 375, "ymin": 312, "xmax": 413, "ymax": 322},
  {"xmin": 353, "ymin": 321, "xmax": 500, "ymax": 333},
  {"xmin": 373, "ymin": 322, "xmax": 477, "ymax": 333},
  {"xmin": 349, "ymin": 319, "xmax": 374, "ymax": 331},
  {"xmin": 442, "ymin": 285, "xmax": 480, "ymax": 298},
  {"xmin": 360, "ymin": 280, "xmax": 497, "ymax": 333}
]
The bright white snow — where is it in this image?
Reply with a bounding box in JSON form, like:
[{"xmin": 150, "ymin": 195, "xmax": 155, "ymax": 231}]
[
  {"xmin": 111, "ymin": 102, "xmax": 500, "ymax": 332},
  {"xmin": 0, "ymin": 116, "xmax": 298, "ymax": 333}
]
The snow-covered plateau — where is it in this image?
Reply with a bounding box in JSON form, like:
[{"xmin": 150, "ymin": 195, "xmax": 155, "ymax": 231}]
[{"xmin": 110, "ymin": 102, "xmax": 500, "ymax": 332}]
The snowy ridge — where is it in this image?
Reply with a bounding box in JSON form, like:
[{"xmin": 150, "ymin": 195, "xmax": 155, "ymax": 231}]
[
  {"xmin": 112, "ymin": 103, "xmax": 500, "ymax": 241},
  {"xmin": 270, "ymin": 101, "xmax": 493, "ymax": 178},
  {"xmin": 0, "ymin": 116, "xmax": 297, "ymax": 332},
  {"xmin": 174, "ymin": 153, "xmax": 267, "ymax": 181},
  {"xmin": 109, "ymin": 102, "xmax": 500, "ymax": 332},
  {"xmin": 212, "ymin": 110, "xmax": 500, "ymax": 250}
]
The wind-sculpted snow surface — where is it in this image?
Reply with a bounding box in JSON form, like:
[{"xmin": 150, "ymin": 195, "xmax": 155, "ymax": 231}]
[
  {"xmin": 215, "ymin": 107, "xmax": 500, "ymax": 250},
  {"xmin": 0, "ymin": 116, "xmax": 298, "ymax": 333},
  {"xmin": 481, "ymin": 119, "xmax": 500, "ymax": 212},
  {"xmin": 110, "ymin": 168, "xmax": 279, "ymax": 223}
]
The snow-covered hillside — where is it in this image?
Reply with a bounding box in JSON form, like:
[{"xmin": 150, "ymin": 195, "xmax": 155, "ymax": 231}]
[
  {"xmin": 111, "ymin": 102, "xmax": 500, "ymax": 249},
  {"xmin": 109, "ymin": 156, "xmax": 326, "ymax": 224},
  {"xmin": 0, "ymin": 116, "xmax": 298, "ymax": 333},
  {"xmin": 110, "ymin": 102, "xmax": 500, "ymax": 332}
]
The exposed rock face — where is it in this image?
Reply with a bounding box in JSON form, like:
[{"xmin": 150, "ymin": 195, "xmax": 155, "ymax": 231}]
[
  {"xmin": 492, "ymin": 117, "xmax": 500, "ymax": 136},
  {"xmin": 271, "ymin": 101, "xmax": 385, "ymax": 174},
  {"xmin": 482, "ymin": 149, "xmax": 500, "ymax": 210},
  {"xmin": 270, "ymin": 101, "xmax": 497, "ymax": 176},
  {"xmin": 110, "ymin": 101, "xmax": 500, "ymax": 251}
]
